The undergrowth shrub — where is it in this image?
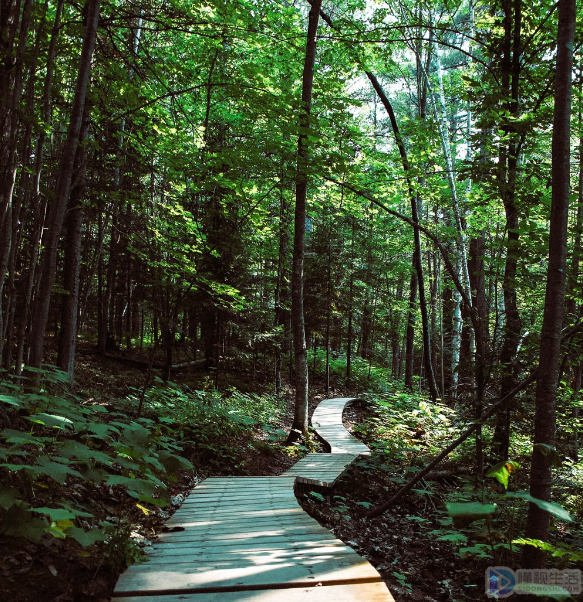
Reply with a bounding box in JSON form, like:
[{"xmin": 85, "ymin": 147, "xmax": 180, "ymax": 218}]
[
  {"xmin": 307, "ymin": 349, "xmax": 393, "ymax": 392},
  {"xmin": 0, "ymin": 367, "xmax": 194, "ymax": 550},
  {"xmin": 137, "ymin": 381, "xmax": 288, "ymax": 470}
]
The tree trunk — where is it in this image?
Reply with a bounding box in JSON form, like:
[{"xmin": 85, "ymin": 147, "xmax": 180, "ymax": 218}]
[
  {"xmin": 57, "ymin": 119, "xmax": 89, "ymax": 380},
  {"xmin": 367, "ymin": 72, "xmax": 438, "ymax": 401},
  {"xmin": 27, "ymin": 0, "xmax": 100, "ymax": 372},
  {"xmin": 289, "ymin": 0, "xmax": 322, "ymax": 441},
  {"xmin": 492, "ymin": 0, "xmax": 523, "ymax": 460},
  {"xmin": 523, "ymin": 0, "xmax": 575, "ymax": 568}
]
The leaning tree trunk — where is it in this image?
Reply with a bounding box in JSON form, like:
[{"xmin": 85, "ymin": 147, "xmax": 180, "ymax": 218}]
[
  {"xmin": 27, "ymin": 0, "xmax": 100, "ymax": 373},
  {"xmin": 523, "ymin": 0, "xmax": 575, "ymax": 568},
  {"xmin": 367, "ymin": 73, "xmax": 439, "ymax": 401},
  {"xmin": 289, "ymin": 0, "xmax": 322, "ymax": 441}
]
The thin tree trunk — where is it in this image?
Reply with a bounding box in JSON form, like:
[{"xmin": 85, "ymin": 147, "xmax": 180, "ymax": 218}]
[
  {"xmin": 0, "ymin": 0, "xmax": 34, "ymax": 364},
  {"xmin": 27, "ymin": 0, "xmax": 100, "ymax": 372},
  {"xmin": 492, "ymin": 0, "xmax": 523, "ymax": 460},
  {"xmin": 57, "ymin": 117, "xmax": 90, "ymax": 380},
  {"xmin": 367, "ymin": 73, "xmax": 438, "ymax": 401},
  {"xmin": 289, "ymin": 0, "xmax": 322, "ymax": 441},
  {"xmin": 523, "ymin": 0, "xmax": 575, "ymax": 568}
]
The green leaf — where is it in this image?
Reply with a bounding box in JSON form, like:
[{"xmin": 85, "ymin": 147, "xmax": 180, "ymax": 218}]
[
  {"xmin": 437, "ymin": 532, "xmax": 468, "ymax": 543},
  {"xmin": 458, "ymin": 544, "xmax": 493, "ymax": 559},
  {"xmin": 86, "ymin": 422, "xmax": 120, "ymax": 438},
  {"xmin": 26, "ymin": 413, "xmax": 74, "ymax": 430},
  {"xmin": 33, "ymin": 457, "xmax": 84, "ymax": 484},
  {"xmin": 67, "ymin": 526, "xmax": 107, "ymax": 547},
  {"xmin": 0, "ymin": 505, "xmax": 47, "ymax": 542},
  {"xmin": 485, "ymin": 460, "xmax": 519, "ymax": 489},
  {"xmin": 0, "ymin": 395, "xmax": 23, "ymax": 407},
  {"xmin": 106, "ymin": 475, "xmax": 162, "ymax": 497},
  {"xmin": 307, "ymin": 491, "xmax": 325, "ymax": 502},
  {"xmin": 30, "ymin": 507, "xmax": 77, "ymax": 521},
  {"xmin": 30, "ymin": 505, "xmax": 92, "ymax": 521},
  {"xmin": 0, "ymin": 487, "xmax": 22, "ymax": 510},
  {"xmin": 355, "ymin": 501, "xmax": 372, "ymax": 509},
  {"xmin": 445, "ymin": 502, "xmax": 497, "ymax": 528},
  {"xmin": 504, "ymin": 491, "xmax": 572, "ymax": 522},
  {"xmin": 512, "ymin": 538, "xmax": 583, "ymax": 562},
  {"xmin": 533, "ymin": 444, "xmax": 563, "ymax": 467},
  {"xmin": 158, "ymin": 450, "xmax": 194, "ymax": 473}
]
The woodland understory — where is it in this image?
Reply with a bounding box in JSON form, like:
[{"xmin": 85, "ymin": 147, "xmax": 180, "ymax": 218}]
[{"xmin": 1, "ymin": 0, "xmax": 583, "ymax": 599}]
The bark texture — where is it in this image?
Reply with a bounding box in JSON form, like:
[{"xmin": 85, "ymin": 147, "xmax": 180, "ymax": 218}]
[
  {"xmin": 523, "ymin": 0, "xmax": 575, "ymax": 568},
  {"xmin": 289, "ymin": 0, "xmax": 322, "ymax": 439}
]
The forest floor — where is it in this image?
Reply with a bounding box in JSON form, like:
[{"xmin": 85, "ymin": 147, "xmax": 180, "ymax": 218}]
[{"xmin": 0, "ymin": 354, "xmax": 487, "ymax": 602}]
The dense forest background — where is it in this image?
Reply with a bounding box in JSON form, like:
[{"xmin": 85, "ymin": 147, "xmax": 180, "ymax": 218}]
[{"xmin": 0, "ymin": 0, "xmax": 582, "ymax": 599}]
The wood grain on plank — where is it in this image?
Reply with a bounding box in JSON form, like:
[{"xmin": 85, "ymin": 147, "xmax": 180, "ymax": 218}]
[{"xmin": 114, "ymin": 582, "xmax": 395, "ymax": 602}]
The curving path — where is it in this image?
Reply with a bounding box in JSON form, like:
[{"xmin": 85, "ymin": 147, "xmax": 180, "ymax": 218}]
[{"xmin": 112, "ymin": 397, "xmax": 395, "ymax": 601}]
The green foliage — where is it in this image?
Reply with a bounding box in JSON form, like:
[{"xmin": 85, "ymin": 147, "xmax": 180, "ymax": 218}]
[
  {"xmin": 445, "ymin": 502, "xmax": 497, "ymax": 528},
  {"xmin": 485, "ymin": 460, "xmax": 520, "ymax": 490},
  {"xmin": 139, "ymin": 381, "xmax": 288, "ymax": 470},
  {"xmin": 433, "ymin": 457, "xmax": 579, "ymax": 565},
  {"xmin": 353, "ymin": 390, "xmax": 459, "ymax": 471},
  {"xmin": 308, "ymin": 349, "xmax": 394, "ymax": 392},
  {"xmin": 0, "ymin": 368, "xmax": 194, "ymax": 548}
]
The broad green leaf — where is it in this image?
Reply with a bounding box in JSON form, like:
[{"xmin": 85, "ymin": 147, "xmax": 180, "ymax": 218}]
[
  {"xmin": 533, "ymin": 444, "xmax": 563, "ymax": 467},
  {"xmin": 512, "ymin": 538, "xmax": 583, "ymax": 562},
  {"xmin": 307, "ymin": 491, "xmax": 325, "ymax": 502},
  {"xmin": 30, "ymin": 506, "xmax": 91, "ymax": 521},
  {"xmin": 106, "ymin": 475, "xmax": 162, "ymax": 497},
  {"xmin": 0, "ymin": 504, "xmax": 47, "ymax": 542},
  {"xmin": 26, "ymin": 413, "xmax": 74, "ymax": 430},
  {"xmin": 33, "ymin": 457, "xmax": 84, "ymax": 484},
  {"xmin": 445, "ymin": 502, "xmax": 497, "ymax": 528},
  {"xmin": 158, "ymin": 450, "xmax": 194, "ymax": 473},
  {"xmin": 485, "ymin": 460, "xmax": 519, "ymax": 489},
  {"xmin": 0, "ymin": 395, "xmax": 22, "ymax": 407},
  {"xmin": 0, "ymin": 487, "xmax": 21, "ymax": 510},
  {"xmin": 504, "ymin": 492, "xmax": 572, "ymax": 522},
  {"xmin": 458, "ymin": 544, "xmax": 493, "ymax": 559},
  {"xmin": 355, "ymin": 501, "xmax": 372, "ymax": 509},
  {"xmin": 437, "ymin": 532, "xmax": 468, "ymax": 543},
  {"xmin": 67, "ymin": 526, "xmax": 107, "ymax": 547}
]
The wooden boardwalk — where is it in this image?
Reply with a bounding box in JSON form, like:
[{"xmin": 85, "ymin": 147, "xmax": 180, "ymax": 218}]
[{"xmin": 112, "ymin": 397, "xmax": 395, "ymax": 601}]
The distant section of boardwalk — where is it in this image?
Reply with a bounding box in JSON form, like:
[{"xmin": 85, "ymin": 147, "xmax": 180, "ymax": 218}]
[{"xmin": 112, "ymin": 397, "xmax": 395, "ymax": 602}]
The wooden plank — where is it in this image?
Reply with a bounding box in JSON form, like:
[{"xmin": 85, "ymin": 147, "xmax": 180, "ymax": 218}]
[
  {"xmin": 114, "ymin": 582, "xmax": 395, "ymax": 602},
  {"xmin": 143, "ymin": 546, "xmax": 360, "ymax": 566},
  {"xmin": 168, "ymin": 507, "xmax": 305, "ymax": 523},
  {"xmin": 113, "ymin": 553, "xmax": 382, "ymax": 595},
  {"xmin": 180, "ymin": 493, "xmax": 297, "ymax": 505},
  {"xmin": 155, "ymin": 525, "xmax": 328, "ymax": 544},
  {"xmin": 148, "ymin": 540, "xmax": 347, "ymax": 558},
  {"xmin": 161, "ymin": 518, "xmax": 320, "ymax": 535},
  {"xmin": 174, "ymin": 496, "xmax": 299, "ymax": 508},
  {"xmin": 148, "ymin": 534, "xmax": 343, "ymax": 555}
]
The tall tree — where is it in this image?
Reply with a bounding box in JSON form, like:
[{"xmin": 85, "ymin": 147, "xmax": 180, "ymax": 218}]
[
  {"xmin": 523, "ymin": 0, "xmax": 576, "ymax": 568},
  {"xmin": 27, "ymin": 0, "xmax": 101, "ymax": 373},
  {"xmin": 289, "ymin": 0, "xmax": 323, "ymax": 440}
]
